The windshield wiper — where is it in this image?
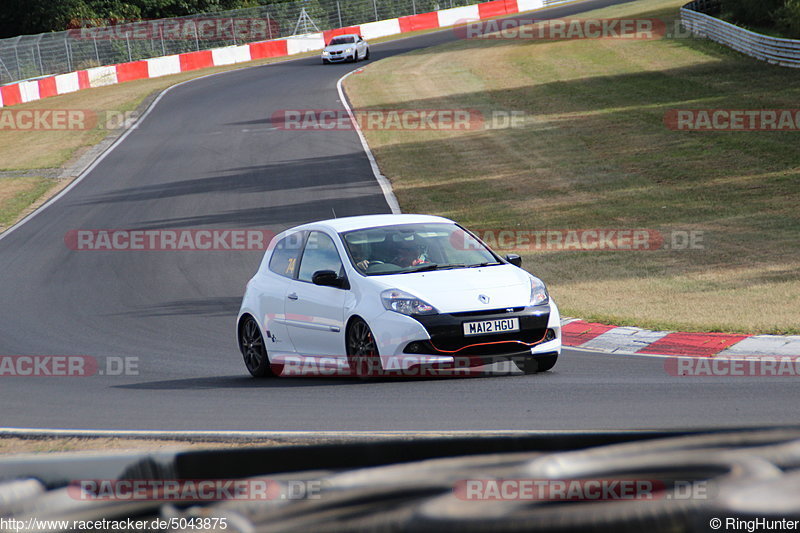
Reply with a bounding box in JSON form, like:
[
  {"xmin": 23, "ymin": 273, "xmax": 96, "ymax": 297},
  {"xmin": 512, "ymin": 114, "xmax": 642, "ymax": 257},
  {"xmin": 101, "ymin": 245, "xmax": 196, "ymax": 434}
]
[
  {"xmin": 467, "ymin": 261, "xmax": 502, "ymax": 268},
  {"xmin": 402, "ymin": 263, "xmax": 465, "ymax": 273}
]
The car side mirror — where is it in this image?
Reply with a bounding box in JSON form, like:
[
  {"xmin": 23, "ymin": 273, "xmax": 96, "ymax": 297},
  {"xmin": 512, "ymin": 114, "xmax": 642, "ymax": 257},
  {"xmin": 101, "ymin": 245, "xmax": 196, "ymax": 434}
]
[
  {"xmin": 505, "ymin": 254, "xmax": 522, "ymax": 267},
  {"xmin": 312, "ymin": 270, "xmax": 344, "ymax": 288}
]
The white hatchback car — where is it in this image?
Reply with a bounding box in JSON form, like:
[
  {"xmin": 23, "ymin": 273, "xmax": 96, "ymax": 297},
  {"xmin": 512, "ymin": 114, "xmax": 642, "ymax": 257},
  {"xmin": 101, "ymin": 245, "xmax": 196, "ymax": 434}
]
[
  {"xmin": 321, "ymin": 33, "xmax": 369, "ymax": 63},
  {"xmin": 237, "ymin": 214, "xmax": 561, "ymax": 377}
]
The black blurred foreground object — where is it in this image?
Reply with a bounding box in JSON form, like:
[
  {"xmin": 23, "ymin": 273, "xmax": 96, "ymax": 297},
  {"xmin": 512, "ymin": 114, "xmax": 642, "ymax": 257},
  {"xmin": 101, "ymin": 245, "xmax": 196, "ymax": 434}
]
[{"xmin": 2, "ymin": 429, "xmax": 800, "ymax": 532}]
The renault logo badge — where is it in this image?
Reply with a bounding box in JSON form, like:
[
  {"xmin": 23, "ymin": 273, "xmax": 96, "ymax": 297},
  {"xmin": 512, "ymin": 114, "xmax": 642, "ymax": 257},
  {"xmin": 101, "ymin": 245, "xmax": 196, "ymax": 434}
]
[{"xmin": 478, "ymin": 294, "xmax": 490, "ymax": 304}]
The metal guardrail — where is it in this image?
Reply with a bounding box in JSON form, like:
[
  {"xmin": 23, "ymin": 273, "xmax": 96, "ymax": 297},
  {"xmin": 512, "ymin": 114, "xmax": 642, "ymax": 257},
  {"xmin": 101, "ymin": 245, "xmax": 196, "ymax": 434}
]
[
  {"xmin": 681, "ymin": 0, "xmax": 800, "ymax": 68},
  {"xmin": 0, "ymin": 0, "xmax": 481, "ymax": 85}
]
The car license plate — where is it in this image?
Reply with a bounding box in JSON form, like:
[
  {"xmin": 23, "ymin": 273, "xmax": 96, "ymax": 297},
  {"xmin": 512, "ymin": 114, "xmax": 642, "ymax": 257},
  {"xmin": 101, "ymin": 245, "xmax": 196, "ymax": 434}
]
[{"xmin": 463, "ymin": 318, "xmax": 519, "ymax": 337}]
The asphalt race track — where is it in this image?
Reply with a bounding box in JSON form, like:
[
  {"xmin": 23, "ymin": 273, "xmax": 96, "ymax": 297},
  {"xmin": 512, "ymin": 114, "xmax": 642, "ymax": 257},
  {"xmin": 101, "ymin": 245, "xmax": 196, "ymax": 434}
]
[{"xmin": 1, "ymin": 0, "xmax": 797, "ymax": 432}]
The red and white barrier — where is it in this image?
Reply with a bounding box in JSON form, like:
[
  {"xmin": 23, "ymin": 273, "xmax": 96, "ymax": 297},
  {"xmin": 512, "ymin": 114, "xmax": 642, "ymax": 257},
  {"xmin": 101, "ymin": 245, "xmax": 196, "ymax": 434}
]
[
  {"xmin": 286, "ymin": 33, "xmax": 326, "ymax": 55},
  {"xmin": 517, "ymin": 0, "xmax": 545, "ymax": 11},
  {"xmin": 87, "ymin": 65, "xmax": 118, "ymax": 87},
  {"xmin": 146, "ymin": 55, "xmax": 182, "ymax": 78},
  {"xmin": 0, "ymin": 0, "xmax": 552, "ymax": 108},
  {"xmin": 323, "ymin": 26, "xmax": 362, "ymax": 43},
  {"xmin": 249, "ymin": 40, "xmax": 289, "ymax": 60},
  {"xmin": 18, "ymin": 81, "xmax": 40, "ymax": 103},
  {"xmin": 438, "ymin": 5, "xmax": 481, "ymax": 28},
  {"xmin": 211, "ymin": 45, "xmax": 252, "ymax": 66},
  {"xmin": 360, "ymin": 19, "xmax": 402, "ymax": 40},
  {"xmin": 54, "ymin": 72, "xmax": 82, "ymax": 94}
]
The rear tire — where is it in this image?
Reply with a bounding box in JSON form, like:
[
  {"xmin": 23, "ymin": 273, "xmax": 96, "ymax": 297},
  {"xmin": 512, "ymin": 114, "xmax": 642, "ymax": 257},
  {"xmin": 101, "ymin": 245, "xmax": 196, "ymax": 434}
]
[
  {"xmin": 239, "ymin": 316, "xmax": 279, "ymax": 377},
  {"xmin": 346, "ymin": 318, "xmax": 382, "ymax": 377},
  {"xmin": 522, "ymin": 353, "xmax": 558, "ymax": 374}
]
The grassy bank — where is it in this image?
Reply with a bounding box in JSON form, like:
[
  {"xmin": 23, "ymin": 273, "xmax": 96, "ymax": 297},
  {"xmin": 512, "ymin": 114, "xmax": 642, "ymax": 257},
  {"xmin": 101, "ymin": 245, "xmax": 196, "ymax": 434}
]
[{"xmin": 345, "ymin": 0, "xmax": 800, "ymax": 334}]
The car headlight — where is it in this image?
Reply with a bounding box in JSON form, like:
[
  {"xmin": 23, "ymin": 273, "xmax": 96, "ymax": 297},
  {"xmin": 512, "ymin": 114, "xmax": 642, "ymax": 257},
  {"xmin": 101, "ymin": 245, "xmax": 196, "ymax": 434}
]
[
  {"xmin": 322, "ymin": 50, "xmax": 330, "ymax": 55},
  {"xmin": 346, "ymin": 47, "xmax": 355, "ymax": 53},
  {"xmin": 529, "ymin": 277, "xmax": 549, "ymax": 306},
  {"xmin": 381, "ymin": 289, "xmax": 438, "ymax": 316}
]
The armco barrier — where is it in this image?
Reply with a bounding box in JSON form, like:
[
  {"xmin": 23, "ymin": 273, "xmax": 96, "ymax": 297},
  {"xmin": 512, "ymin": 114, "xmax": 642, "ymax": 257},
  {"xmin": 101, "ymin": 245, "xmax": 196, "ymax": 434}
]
[
  {"xmin": 0, "ymin": 0, "xmax": 581, "ymax": 109},
  {"xmin": 681, "ymin": 0, "xmax": 800, "ymax": 68}
]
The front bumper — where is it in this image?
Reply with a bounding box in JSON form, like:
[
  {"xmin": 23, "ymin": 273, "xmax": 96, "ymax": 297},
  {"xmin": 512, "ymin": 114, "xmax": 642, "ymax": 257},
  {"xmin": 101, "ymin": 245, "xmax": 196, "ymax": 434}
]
[
  {"xmin": 368, "ymin": 301, "xmax": 561, "ymax": 370},
  {"xmin": 405, "ymin": 305, "xmax": 557, "ymax": 365},
  {"xmin": 322, "ymin": 52, "xmax": 354, "ymax": 62}
]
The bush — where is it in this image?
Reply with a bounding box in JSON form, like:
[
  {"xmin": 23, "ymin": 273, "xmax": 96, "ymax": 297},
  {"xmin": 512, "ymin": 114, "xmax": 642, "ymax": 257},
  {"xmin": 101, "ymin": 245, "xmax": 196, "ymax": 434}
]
[
  {"xmin": 722, "ymin": 0, "xmax": 784, "ymax": 26},
  {"xmin": 774, "ymin": 0, "xmax": 800, "ymax": 37}
]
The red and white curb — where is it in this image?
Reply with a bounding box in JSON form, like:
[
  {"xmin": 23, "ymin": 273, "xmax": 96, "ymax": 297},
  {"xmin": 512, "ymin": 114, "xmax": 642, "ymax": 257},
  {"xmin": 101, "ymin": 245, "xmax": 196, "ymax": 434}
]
[
  {"xmin": 0, "ymin": 0, "xmax": 572, "ymax": 109},
  {"xmin": 561, "ymin": 319, "xmax": 800, "ymax": 357}
]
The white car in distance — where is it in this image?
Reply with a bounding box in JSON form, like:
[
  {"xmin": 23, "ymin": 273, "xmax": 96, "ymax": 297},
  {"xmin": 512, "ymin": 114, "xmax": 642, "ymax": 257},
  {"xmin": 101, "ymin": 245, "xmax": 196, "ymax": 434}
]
[
  {"xmin": 321, "ymin": 34, "xmax": 370, "ymax": 63},
  {"xmin": 237, "ymin": 214, "xmax": 561, "ymax": 378}
]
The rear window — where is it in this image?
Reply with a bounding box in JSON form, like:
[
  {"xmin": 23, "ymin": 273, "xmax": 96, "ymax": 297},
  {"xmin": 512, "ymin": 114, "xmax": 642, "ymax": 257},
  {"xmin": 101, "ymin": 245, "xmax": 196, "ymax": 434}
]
[{"xmin": 268, "ymin": 232, "xmax": 306, "ymax": 278}]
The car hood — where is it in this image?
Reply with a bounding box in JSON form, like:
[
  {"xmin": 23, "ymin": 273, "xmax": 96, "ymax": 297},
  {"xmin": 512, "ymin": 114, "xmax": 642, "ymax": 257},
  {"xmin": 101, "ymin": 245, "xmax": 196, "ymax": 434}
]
[
  {"xmin": 370, "ymin": 265, "xmax": 537, "ymax": 313},
  {"xmin": 324, "ymin": 43, "xmax": 355, "ymax": 52}
]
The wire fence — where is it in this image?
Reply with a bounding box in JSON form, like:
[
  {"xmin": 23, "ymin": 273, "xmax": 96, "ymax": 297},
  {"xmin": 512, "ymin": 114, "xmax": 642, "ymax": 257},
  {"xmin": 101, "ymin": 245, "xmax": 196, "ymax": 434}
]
[{"xmin": 0, "ymin": 0, "xmax": 490, "ymax": 85}]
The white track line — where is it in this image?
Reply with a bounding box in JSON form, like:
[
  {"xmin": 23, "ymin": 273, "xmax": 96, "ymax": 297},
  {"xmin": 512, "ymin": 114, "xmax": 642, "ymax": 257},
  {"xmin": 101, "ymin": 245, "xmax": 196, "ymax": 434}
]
[
  {"xmin": 337, "ymin": 68, "xmax": 401, "ymax": 214},
  {"xmin": 0, "ymin": 427, "xmax": 660, "ymax": 441}
]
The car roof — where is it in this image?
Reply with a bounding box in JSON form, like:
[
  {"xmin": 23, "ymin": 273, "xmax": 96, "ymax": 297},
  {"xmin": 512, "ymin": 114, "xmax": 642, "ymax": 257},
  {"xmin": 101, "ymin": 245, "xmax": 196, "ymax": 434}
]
[
  {"xmin": 328, "ymin": 33, "xmax": 360, "ymax": 40},
  {"xmin": 290, "ymin": 214, "xmax": 453, "ymax": 234}
]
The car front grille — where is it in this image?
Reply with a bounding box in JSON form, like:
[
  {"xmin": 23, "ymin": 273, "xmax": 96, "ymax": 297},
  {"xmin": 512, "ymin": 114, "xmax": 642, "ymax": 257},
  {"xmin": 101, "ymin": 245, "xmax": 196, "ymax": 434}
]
[{"xmin": 410, "ymin": 308, "xmax": 550, "ymax": 357}]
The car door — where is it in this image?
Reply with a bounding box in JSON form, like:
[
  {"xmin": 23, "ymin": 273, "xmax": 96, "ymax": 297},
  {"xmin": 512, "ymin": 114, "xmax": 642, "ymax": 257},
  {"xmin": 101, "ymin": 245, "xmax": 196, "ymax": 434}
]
[
  {"xmin": 253, "ymin": 231, "xmax": 305, "ymax": 356},
  {"xmin": 284, "ymin": 231, "xmax": 348, "ymax": 357},
  {"xmin": 357, "ymin": 36, "xmax": 366, "ymax": 58}
]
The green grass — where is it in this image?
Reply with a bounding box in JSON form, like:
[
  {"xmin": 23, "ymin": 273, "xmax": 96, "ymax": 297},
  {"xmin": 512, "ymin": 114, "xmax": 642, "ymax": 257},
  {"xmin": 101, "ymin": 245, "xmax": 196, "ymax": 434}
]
[
  {"xmin": 0, "ymin": 177, "xmax": 56, "ymax": 228},
  {"xmin": 345, "ymin": 0, "xmax": 800, "ymax": 334}
]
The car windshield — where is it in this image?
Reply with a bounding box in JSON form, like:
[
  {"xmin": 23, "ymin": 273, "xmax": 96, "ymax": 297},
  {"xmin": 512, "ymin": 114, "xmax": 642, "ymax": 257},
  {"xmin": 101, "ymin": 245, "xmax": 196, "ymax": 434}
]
[
  {"xmin": 341, "ymin": 223, "xmax": 500, "ymax": 275},
  {"xmin": 329, "ymin": 36, "xmax": 355, "ymax": 45}
]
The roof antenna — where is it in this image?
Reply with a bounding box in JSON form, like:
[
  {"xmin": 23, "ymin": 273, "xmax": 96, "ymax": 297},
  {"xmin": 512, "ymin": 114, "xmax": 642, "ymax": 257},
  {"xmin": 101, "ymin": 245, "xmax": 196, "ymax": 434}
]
[{"xmin": 331, "ymin": 207, "xmax": 337, "ymax": 219}]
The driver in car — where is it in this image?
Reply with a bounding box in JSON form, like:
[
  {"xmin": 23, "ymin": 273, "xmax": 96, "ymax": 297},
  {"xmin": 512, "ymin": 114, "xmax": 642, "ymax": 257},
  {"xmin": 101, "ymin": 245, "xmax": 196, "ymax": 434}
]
[
  {"xmin": 349, "ymin": 243, "xmax": 372, "ymax": 271},
  {"xmin": 392, "ymin": 241, "xmax": 429, "ymax": 268}
]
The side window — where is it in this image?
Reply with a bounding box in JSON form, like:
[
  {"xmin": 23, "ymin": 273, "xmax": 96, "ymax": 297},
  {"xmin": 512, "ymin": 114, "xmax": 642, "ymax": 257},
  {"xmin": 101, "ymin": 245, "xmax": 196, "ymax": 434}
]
[
  {"xmin": 298, "ymin": 232, "xmax": 343, "ymax": 283},
  {"xmin": 268, "ymin": 232, "xmax": 305, "ymax": 278}
]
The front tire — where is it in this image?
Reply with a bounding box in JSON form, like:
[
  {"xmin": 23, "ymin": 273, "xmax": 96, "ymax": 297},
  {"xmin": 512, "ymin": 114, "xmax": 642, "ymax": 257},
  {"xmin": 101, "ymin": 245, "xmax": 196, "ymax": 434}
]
[
  {"xmin": 239, "ymin": 316, "xmax": 279, "ymax": 377},
  {"xmin": 364, "ymin": 48, "xmax": 370, "ymax": 60},
  {"xmin": 346, "ymin": 318, "xmax": 382, "ymax": 377}
]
